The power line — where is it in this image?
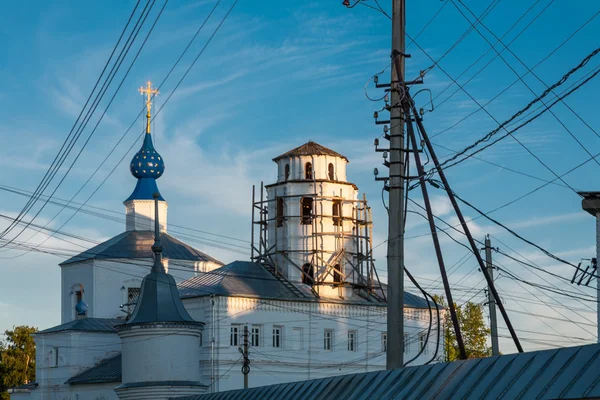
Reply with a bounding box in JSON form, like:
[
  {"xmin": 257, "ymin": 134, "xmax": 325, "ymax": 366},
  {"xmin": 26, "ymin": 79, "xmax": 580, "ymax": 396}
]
[
  {"xmin": 431, "ymin": 7, "xmax": 600, "ymax": 138},
  {"xmin": 449, "ymin": 0, "xmax": 600, "ymax": 173},
  {"xmin": 0, "ymin": 1, "xmax": 149, "ymax": 242},
  {"xmin": 435, "ymin": 46, "xmax": 600, "ymax": 171},
  {"xmin": 0, "ymin": 1, "xmax": 165, "ymax": 249}
]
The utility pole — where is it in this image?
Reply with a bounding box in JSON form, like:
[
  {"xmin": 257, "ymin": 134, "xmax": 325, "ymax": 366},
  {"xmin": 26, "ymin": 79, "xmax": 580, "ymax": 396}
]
[
  {"xmin": 484, "ymin": 235, "xmax": 499, "ymax": 356},
  {"xmin": 386, "ymin": 0, "xmax": 406, "ymax": 369},
  {"xmin": 240, "ymin": 325, "xmax": 250, "ymax": 389}
]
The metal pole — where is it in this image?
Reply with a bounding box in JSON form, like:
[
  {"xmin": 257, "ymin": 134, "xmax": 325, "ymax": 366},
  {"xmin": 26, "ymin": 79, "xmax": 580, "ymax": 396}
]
[
  {"xmin": 406, "ymin": 114, "xmax": 467, "ymax": 360},
  {"xmin": 410, "ymin": 101, "xmax": 523, "ymax": 353},
  {"xmin": 243, "ymin": 325, "xmax": 249, "ymax": 389},
  {"xmin": 386, "ymin": 0, "xmax": 406, "ymax": 369},
  {"xmin": 485, "ymin": 235, "xmax": 500, "ymax": 356}
]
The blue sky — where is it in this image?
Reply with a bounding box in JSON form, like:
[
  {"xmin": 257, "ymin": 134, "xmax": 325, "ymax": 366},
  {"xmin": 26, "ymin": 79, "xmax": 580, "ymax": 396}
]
[{"xmin": 1, "ymin": 0, "xmax": 600, "ymax": 354}]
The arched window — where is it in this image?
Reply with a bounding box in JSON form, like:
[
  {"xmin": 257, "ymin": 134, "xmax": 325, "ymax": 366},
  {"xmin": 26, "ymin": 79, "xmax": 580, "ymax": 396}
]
[
  {"xmin": 276, "ymin": 197, "xmax": 284, "ymax": 227},
  {"xmin": 285, "ymin": 164, "xmax": 290, "ymax": 181},
  {"xmin": 328, "ymin": 163, "xmax": 334, "ymax": 180},
  {"xmin": 332, "ymin": 200, "xmax": 342, "ymax": 226},
  {"xmin": 302, "ymin": 263, "xmax": 314, "ymax": 285},
  {"xmin": 333, "ymin": 264, "xmax": 342, "ymax": 283},
  {"xmin": 301, "ymin": 197, "xmax": 313, "ymax": 225},
  {"xmin": 305, "ymin": 162, "xmax": 313, "ymax": 180}
]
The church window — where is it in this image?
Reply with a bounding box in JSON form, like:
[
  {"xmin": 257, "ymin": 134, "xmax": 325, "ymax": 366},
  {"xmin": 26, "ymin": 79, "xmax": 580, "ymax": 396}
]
[
  {"xmin": 333, "ymin": 264, "xmax": 342, "ymax": 284},
  {"xmin": 273, "ymin": 326, "xmax": 282, "ymax": 348},
  {"xmin": 128, "ymin": 288, "xmax": 140, "ymax": 305},
  {"xmin": 328, "ymin": 163, "xmax": 334, "ymax": 180},
  {"xmin": 49, "ymin": 347, "xmax": 59, "ymax": 368},
  {"xmin": 301, "ymin": 197, "xmax": 313, "ymax": 225},
  {"xmin": 324, "ymin": 329, "xmax": 333, "ymax": 351},
  {"xmin": 285, "ymin": 164, "xmax": 290, "ymax": 181},
  {"xmin": 302, "ymin": 263, "xmax": 314, "ymax": 285},
  {"xmin": 348, "ymin": 331, "xmax": 357, "ymax": 352},
  {"xmin": 276, "ymin": 197, "xmax": 284, "ymax": 228},
  {"xmin": 199, "ymin": 332, "xmax": 203, "ymax": 347},
  {"xmin": 332, "ymin": 200, "xmax": 342, "ymax": 226},
  {"xmin": 230, "ymin": 325, "xmax": 240, "ymax": 346},
  {"xmin": 419, "ymin": 332, "xmax": 428, "ymax": 353},
  {"xmin": 251, "ymin": 326, "xmax": 261, "ymax": 347},
  {"xmin": 305, "ymin": 162, "xmax": 313, "ymax": 180},
  {"xmin": 292, "ymin": 328, "xmax": 303, "ymax": 350},
  {"xmin": 382, "ymin": 333, "xmax": 387, "ymax": 352},
  {"xmin": 404, "ymin": 333, "xmax": 409, "ymax": 353}
]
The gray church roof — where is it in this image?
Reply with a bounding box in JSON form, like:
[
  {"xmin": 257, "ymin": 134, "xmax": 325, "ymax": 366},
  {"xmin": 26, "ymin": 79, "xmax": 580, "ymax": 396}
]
[
  {"xmin": 66, "ymin": 354, "xmax": 121, "ymax": 385},
  {"xmin": 178, "ymin": 261, "xmax": 431, "ymax": 308},
  {"xmin": 60, "ymin": 231, "xmax": 223, "ymax": 266},
  {"xmin": 37, "ymin": 318, "xmax": 121, "ymax": 334},
  {"xmin": 273, "ymin": 141, "xmax": 349, "ymax": 162},
  {"xmin": 172, "ymin": 343, "xmax": 600, "ymax": 400}
]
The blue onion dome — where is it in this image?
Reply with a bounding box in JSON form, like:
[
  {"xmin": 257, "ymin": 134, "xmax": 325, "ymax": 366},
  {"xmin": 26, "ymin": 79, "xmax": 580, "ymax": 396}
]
[
  {"xmin": 130, "ymin": 133, "xmax": 165, "ymax": 180},
  {"xmin": 75, "ymin": 299, "xmax": 88, "ymax": 316}
]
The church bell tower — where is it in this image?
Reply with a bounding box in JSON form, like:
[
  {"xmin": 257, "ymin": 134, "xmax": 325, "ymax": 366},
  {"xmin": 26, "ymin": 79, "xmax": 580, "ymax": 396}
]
[{"xmin": 252, "ymin": 141, "xmax": 379, "ymax": 300}]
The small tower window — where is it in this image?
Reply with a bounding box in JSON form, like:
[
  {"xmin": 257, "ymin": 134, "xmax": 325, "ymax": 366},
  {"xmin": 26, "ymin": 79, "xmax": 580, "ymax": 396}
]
[
  {"xmin": 333, "ymin": 264, "xmax": 342, "ymax": 283},
  {"xmin": 328, "ymin": 163, "xmax": 334, "ymax": 180},
  {"xmin": 305, "ymin": 162, "xmax": 313, "ymax": 180},
  {"xmin": 276, "ymin": 197, "xmax": 285, "ymax": 227},
  {"xmin": 302, "ymin": 263, "xmax": 314, "ymax": 285},
  {"xmin": 285, "ymin": 164, "xmax": 290, "ymax": 181},
  {"xmin": 332, "ymin": 200, "xmax": 342, "ymax": 226},
  {"xmin": 301, "ymin": 197, "xmax": 313, "ymax": 225}
]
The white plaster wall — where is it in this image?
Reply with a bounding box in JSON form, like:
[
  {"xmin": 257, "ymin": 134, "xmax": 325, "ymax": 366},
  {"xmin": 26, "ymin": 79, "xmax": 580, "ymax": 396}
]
[
  {"xmin": 62, "ymin": 258, "xmax": 198, "ymax": 323},
  {"xmin": 11, "ymin": 383, "xmax": 118, "ymax": 400},
  {"xmin": 119, "ymin": 325, "xmax": 202, "ymax": 384},
  {"xmin": 183, "ymin": 296, "xmax": 444, "ymax": 393},
  {"xmin": 30, "ymin": 331, "xmax": 120, "ymax": 400},
  {"xmin": 266, "ymin": 177, "xmax": 363, "ymax": 294},
  {"xmin": 124, "ymin": 200, "xmax": 167, "ymax": 232},
  {"xmin": 276, "ymin": 155, "xmax": 348, "ymax": 182},
  {"xmin": 60, "ymin": 262, "xmax": 94, "ymax": 324}
]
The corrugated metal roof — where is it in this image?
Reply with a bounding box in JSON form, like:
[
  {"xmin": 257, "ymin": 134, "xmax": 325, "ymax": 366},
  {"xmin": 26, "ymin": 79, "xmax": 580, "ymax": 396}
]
[
  {"xmin": 273, "ymin": 141, "xmax": 349, "ymax": 162},
  {"xmin": 37, "ymin": 318, "xmax": 121, "ymax": 334},
  {"xmin": 178, "ymin": 261, "xmax": 431, "ymax": 308},
  {"xmin": 60, "ymin": 231, "xmax": 223, "ymax": 265},
  {"xmin": 66, "ymin": 354, "xmax": 121, "ymax": 385},
  {"xmin": 171, "ymin": 343, "xmax": 600, "ymax": 400}
]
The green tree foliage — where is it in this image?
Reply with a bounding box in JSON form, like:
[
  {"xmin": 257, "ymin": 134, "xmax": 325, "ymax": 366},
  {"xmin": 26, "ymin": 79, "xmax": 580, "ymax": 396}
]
[
  {"xmin": 0, "ymin": 326, "xmax": 37, "ymax": 400},
  {"xmin": 434, "ymin": 296, "xmax": 491, "ymax": 361}
]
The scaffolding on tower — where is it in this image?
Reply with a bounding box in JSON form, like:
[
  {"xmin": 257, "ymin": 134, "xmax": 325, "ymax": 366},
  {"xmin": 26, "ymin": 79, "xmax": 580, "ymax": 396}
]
[{"xmin": 250, "ymin": 182, "xmax": 386, "ymax": 302}]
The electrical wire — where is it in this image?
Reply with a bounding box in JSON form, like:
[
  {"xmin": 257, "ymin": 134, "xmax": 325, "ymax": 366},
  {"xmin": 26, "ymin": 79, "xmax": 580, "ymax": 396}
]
[{"xmin": 0, "ymin": 1, "xmax": 150, "ymax": 243}]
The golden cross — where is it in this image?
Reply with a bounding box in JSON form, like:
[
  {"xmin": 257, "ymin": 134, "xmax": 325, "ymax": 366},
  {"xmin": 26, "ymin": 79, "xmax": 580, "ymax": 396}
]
[{"xmin": 138, "ymin": 80, "xmax": 159, "ymax": 133}]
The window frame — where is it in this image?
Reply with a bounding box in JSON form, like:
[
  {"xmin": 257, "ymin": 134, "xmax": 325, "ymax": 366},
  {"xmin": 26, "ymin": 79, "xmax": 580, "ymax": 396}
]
[
  {"xmin": 251, "ymin": 325, "xmax": 261, "ymax": 347},
  {"xmin": 332, "ymin": 199, "xmax": 342, "ymax": 226},
  {"xmin": 302, "ymin": 263, "xmax": 314, "ymax": 285},
  {"xmin": 276, "ymin": 197, "xmax": 285, "ymax": 228},
  {"xmin": 305, "ymin": 162, "xmax": 313, "ymax": 180},
  {"xmin": 419, "ymin": 332, "xmax": 428, "ymax": 353},
  {"xmin": 348, "ymin": 331, "xmax": 357, "ymax": 352},
  {"xmin": 324, "ymin": 329, "xmax": 333, "ymax": 351},
  {"xmin": 230, "ymin": 325, "xmax": 240, "ymax": 347},
  {"xmin": 273, "ymin": 326, "xmax": 282, "ymax": 348},
  {"xmin": 301, "ymin": 196, "xmax": 313, "ymax": 225}
]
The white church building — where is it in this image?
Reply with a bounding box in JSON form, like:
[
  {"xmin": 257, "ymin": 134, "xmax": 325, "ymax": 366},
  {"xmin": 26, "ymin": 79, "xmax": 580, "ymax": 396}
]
[{"xmin": 9, "ymin": 84, "xmax": 443, "ymax": 400}]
